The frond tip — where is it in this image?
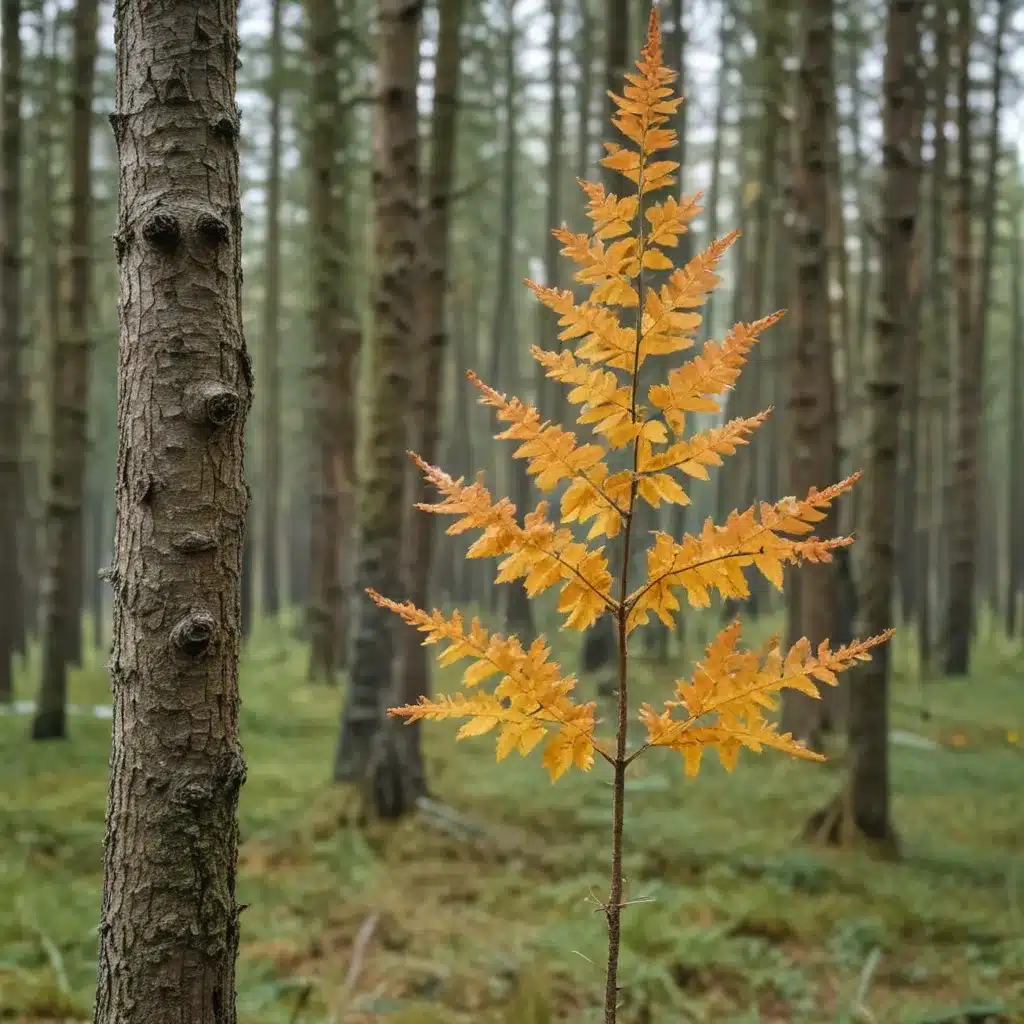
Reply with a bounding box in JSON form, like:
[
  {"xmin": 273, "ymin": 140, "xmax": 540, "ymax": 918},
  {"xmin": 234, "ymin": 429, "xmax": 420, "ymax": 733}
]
[{"xmin": 372, "ymin": 590, "xmax": 598, "ymax": 780}]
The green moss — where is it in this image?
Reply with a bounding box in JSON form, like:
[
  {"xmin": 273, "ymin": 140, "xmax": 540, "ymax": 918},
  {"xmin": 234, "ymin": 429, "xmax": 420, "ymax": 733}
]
[{"xmin": 1, "ymin": 617, "xmax": 1022, "ymax": 1021}]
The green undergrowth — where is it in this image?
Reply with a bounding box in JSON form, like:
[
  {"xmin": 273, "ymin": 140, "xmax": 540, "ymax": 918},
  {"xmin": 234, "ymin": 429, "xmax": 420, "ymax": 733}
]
[{"xmin": 1, "ymin": 611, "xmax": 1022, "ymax": 1022}]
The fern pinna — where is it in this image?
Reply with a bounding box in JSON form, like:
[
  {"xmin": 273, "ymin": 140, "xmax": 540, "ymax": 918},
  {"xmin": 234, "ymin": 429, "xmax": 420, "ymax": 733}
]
[{"xmin": 369, "ymin": 11, "xmax": 891, "ymax": 1020}]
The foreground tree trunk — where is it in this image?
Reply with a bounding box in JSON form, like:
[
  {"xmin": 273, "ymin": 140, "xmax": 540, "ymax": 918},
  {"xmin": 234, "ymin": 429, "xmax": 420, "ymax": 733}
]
[
  {"xmin": 94, "ymin": 0, "xmax": 250, "ymax": 1017},
  {"xmin": 32, "ymin": 0, "xmax": 100, "ymax": 740},
  {"xmin": 335, "ymin": 0, "xmax": 425, "ymax": 810},
  {"xmin": 806, "ymin": 0, "xmax": 924, "ymax": 853},
  {"xmin": 0, "ymin": 0, "xmax": 24, "ymax": 702}
]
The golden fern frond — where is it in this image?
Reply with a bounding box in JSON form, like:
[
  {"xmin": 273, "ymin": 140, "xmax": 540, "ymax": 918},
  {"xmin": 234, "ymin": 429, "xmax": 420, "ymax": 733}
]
[
  {"xmin": 469, "ymin": 371, "xmax": 614, "ymax": 493},
  {"xmin": 410, "ymin": 453, "xmax": 614, "ymax": 628},
  {"xmin": 648, "ymin": 312, "xmax": 785, "ymax": 433},
  {"xmin": 638, "ymin": 623, "xmax": 893, "ymax": 776},
  {"xmin": 373, "ymin": 593, "xmax": 597, "ymax": 780},
  {"xmin": 626, "ymin": 474, "xmax": 861, "ymax": 631}
]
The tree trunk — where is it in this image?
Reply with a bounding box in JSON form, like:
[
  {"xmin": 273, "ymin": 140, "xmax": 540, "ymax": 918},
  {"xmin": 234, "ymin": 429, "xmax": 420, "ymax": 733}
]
[
  {"xmin": 807, "ymin": 0, "xmax": 924, "ymax": 853},
  {"xmin": 919, "ymin": 0, "xmax": 952, "ymax": 669},
  {"xmin": 305, "ymin": 0, "xmax": 345, "ymax": 683},
  {"xmin": 93, "ymin": 0, "xmax": 251, "ymax": 1016},
  {"xmin": 261, "ymin": 0, "xmax": 283, "ymax": 622},
  {"xmin": 536, "ymin": 0, "xmax": 563, "ymax": 420},
  {"xmin": 781, "ymin": 0, "xmax": 840, "ymax": 752},
  {"xmin": 0, "ymin": 0, "xmax": 24, "ymax": 702},
  {"xmin": 32, "ymin": 0, "xmax": 99, "ymax": 739},
  {"xmin": 493, "ymin": 0, "xmax": 534, "ymax": 640},
  {"xmin": 399, "ymin": 0, "xmax": 465, "ymax": 790},
  {"xmin": 944, "ymin": 0, "xmax": 1006, "ymax": 673},
  {"xmin": 1006, "ymin": 203, "xmax": 1023, "ymax": 636},
  {"xmin": 334, "ymin": 0, "xmax": 425, "ymax": 807}
]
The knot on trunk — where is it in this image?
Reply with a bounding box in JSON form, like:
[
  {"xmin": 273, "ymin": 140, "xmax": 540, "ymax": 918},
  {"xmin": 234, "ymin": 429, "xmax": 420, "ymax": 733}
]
[
  {"xmin": 183, "ymin": 381, "xmax": 239, "ymax": 427},
  {"xmin": 171, "ymin": 610, "xmax": 217, "ymax": 656},
  {"xmin": 195, "ymin": 211, "xmax": 230, "ymax": 247},
  {"xmin": 142, "ymin": 212, "xmax": 181, "ymax": 252}
]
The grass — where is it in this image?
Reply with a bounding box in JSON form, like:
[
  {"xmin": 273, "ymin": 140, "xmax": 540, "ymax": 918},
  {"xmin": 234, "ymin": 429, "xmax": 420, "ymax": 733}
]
[{"xmin": 1, "ymin": 609, "xmax": 1023, "ymax": 1022}]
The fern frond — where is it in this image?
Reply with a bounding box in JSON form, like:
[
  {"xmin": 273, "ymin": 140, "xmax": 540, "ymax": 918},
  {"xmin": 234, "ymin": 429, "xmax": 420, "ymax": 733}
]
[
  {"xmin": 649, "ymin": 312, "xmax": 785, "ymax": 433},
  {"xmin": 373, "ymin": 592, "xmax": 597, "ymax": 780},
  {"xmin": 410, "ymin": 453, "xmax": 615, "ymax": 628},
  {"xmin": 626, "ymin": 475, "xmax": 861, "ymax": 631},
  {"xmin": 638, "ymin": 623, "xmax": 893, "ymax": 776}
]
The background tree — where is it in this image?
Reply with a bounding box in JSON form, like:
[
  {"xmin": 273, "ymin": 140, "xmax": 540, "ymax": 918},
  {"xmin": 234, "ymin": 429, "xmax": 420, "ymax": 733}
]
[
  {"xmin": 0, "ymin": 0, "xmax": 25, "ymax": 703},
  {"xmin": 31, "ymin": 0, "xmax": 100, "ymax": 740},
  {"xmin": 335, "ymin": 0, "xmax": 426, "ymax": 810}
]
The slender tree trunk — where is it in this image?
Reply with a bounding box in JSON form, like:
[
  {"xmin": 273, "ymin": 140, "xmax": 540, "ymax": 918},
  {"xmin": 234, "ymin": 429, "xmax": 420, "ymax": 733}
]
[
  {"xmin": 701, "ymin": 6, "xmax": 731, "ymax": 346},
  {"xmin": 920, "ymin": 0, "xmax": 952, "ymax": 669},
  {"xmin": 305, "ymin": 0, "xmax": 344, "ymax": 683},
  {"xmin": 493, "ymin": 0, "xmax": 534, "ymax": 640},
  {"xmin": 94, "ymin": 0, "xmax": 250, "ymax": 1016},
  {"xmin": 601, "ymin": 0, "xmax": 629, "ymax": 198},
  {"xmin": 1006, "ymin": 203, "xmax": 1023, "ymax": 636},
  {"xmin": 781, "ymin": 0, "xmax": 840, "ymax": 751},
  {"xmin": 536, "ymin": 0, "xmax": 563, "ymax": 419},
  {"xmin": 335, "ymin": 0, "xmax": 425, "ymax": 808},
  {"xmin": 944, "ymin": 0, "xmax": 994, "ymax": 675},
  {"xmin": 809, "ymin": 0, "xmax": 924, "ymax": 851},
  {"xmin": 0, "ymin": 0, "xmax": 24, "ymax": 701},
  {"xmin": 574, "ymin": 0, "xmax": 595, "ymax": 188},
  {"xmin": 32, "ymin": 0, "xmax": 99, "ymax": 739},
  {"xmin": 400, "ymin": 0, "xmax": 465, "ymax": 773},
  {"xmin": 261, "ymin": 0, "xmax": 283, "ymax": 622}
]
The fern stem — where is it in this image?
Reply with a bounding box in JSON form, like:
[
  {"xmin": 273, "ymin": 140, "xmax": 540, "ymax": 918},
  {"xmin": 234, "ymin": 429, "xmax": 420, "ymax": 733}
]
[
  {"xmin": 603, "ymin": 606, "xmax": 629, "ymax": 1022},
  {"xmin": 604, "ymin": 112, "xmax": 650, "ymax": 1024}
]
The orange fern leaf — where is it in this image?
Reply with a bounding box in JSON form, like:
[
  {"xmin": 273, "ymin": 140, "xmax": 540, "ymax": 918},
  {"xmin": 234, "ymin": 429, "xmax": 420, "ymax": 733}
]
[
  {"xmin": 410, "ymin": 453, "xmax": 614, "ymax": 628},
  {"xmin": 626, "ymin": 475, "xmax": 861, "ymax": 631},
  {"xmin": 649, "ymin": 312, "xmax": 786, "ymax": 433},
  {"xmin": 373, "ymin": 593, "xmax": 598, "ymax": 780},
  {"xmin": 638, "ymin": 623, "xmax": 893, "ymax": 776}
]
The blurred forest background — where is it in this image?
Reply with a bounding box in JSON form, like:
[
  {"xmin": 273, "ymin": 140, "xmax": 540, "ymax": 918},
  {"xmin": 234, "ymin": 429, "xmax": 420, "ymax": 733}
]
[{"xmin": 1, "ymin": 0, "xmax": 1023, "ymax": 1019}]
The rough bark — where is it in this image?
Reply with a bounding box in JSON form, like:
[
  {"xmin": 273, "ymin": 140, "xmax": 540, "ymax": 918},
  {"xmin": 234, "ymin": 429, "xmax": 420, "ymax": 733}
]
[
  {"xmin": 32, "ymin": 0, "xmax": 99, "ymax": 739},
  {"xmin": 261, "ymin": 0, "xmax": 283, "ymax": 620},
  {"xmin": 944, "ymin": 0, "xmax": 1006, "ymax": 674},
  {"xmin": 0, "ymin": 0, "xmax": 24, "ymax": 701},
  {"xmin": 807, "ymin": 0, "xmax": 924, "ymax": 853},
  {"xmin": 780, "ymin": 0, "xmax": 840, "ymax": 751},
  {"xmin": 399, "ymin": 0, "xmax": 464, "ymax": 782},
  {"xmin": 93, "ymin": 0, "xmax": 250, "ymax": 1017},
  {"xmin": 335, "ymin": 0, "xmax": 425, "ymax": 799}
]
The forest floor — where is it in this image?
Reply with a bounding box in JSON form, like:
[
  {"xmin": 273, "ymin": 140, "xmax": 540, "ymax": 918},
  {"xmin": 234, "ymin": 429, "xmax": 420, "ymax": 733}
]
[{"xmin": 1, "ymin": 611, "xmax": 1023, "ymax": 1023}]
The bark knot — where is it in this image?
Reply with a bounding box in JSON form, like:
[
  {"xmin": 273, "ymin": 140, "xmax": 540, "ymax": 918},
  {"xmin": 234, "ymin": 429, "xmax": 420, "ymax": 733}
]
[
  {"xmin": 194, "ymin": 211, "xmax": 230, "ymax": 247},
  {"xmin": 142, "ymin": 212, "xmax": 181, "ymax": 252},
  {"xmin": 171, "ymin": 610, "xmax": 217, "ymax": 656},
  {"xmin": 172, "ymin": 531, "xmax": 218, "ymax": 554},
  {"xmin": 211, "ymin": 116, "xmax": 239, "ymax": 141},
  {"xmin": 183, "ymin": 381, "xmax": 240, "ymax": 428}
]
